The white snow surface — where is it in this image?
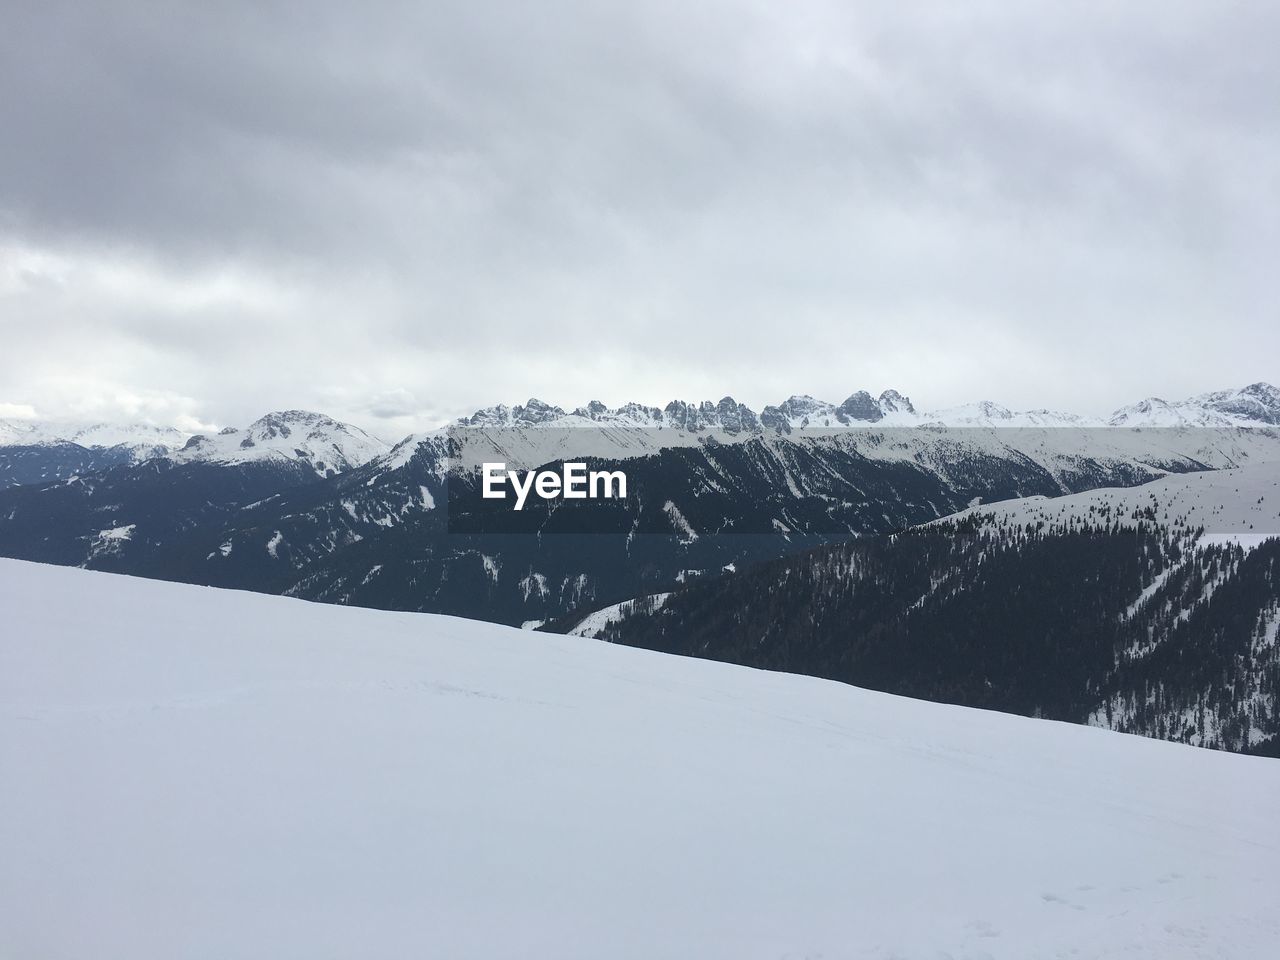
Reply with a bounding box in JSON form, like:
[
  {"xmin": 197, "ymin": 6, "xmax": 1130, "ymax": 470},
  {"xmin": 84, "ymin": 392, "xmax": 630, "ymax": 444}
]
[{"xmin": 2, "ymin": 559, "xmax": 1278, "ymax": 959}]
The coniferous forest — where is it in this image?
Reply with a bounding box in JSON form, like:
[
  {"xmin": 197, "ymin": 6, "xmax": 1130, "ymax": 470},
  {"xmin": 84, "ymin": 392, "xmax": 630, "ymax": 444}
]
[{"xmin": 591, "ymin": 520, "xmax": 1280, "ymax": 755}]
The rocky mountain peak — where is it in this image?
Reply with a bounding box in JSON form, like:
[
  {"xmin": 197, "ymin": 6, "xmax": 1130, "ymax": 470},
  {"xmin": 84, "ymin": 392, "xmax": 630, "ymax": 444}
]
[
  {"xmin": 512, "ymin": 399, "xmax": 566, "ymax": 424},
  {"xmin": 878, "ymin": 389, "xmax": 916, "ymax": 415},
  {"xmin": 1200, "ymin": 382, "xmax": 1280, "ymax": 425},
  {"xmin": 571, "ymin": 400, "xmax": 610, "ymax": 420},
  {"xmin": 838, "ymin": 391, "xmax": 883, "ymax": 422}
]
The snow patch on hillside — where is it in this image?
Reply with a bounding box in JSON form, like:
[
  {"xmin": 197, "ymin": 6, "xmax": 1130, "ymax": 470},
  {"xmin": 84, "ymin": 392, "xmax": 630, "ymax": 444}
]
[
  {"xmin": 663, "ymin": 500, "xmax": 697, "ymax": 541},
  {"xmin": 87, "ymin": 524, "xmax": 135, "ymax": 561},
  {"xmin": 567, "ymin": 592, "xmax": 672, "ymax": 638}
]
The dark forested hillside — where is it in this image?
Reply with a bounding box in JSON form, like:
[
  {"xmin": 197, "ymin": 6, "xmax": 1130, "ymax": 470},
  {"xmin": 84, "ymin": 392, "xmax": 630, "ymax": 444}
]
[
  {"xmin": 0, "ymin": 442, "xmax": 139, "ymax": 490},
  {"xmin": 587, "ymin": 521, "xmax": 1280, "ymax": 753}
]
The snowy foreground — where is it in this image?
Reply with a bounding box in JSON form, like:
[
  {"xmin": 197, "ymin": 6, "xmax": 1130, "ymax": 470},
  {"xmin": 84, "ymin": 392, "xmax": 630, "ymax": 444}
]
[{"xmin": 2, "ymin": 561, "xmax": 1278, "ymax": 960}]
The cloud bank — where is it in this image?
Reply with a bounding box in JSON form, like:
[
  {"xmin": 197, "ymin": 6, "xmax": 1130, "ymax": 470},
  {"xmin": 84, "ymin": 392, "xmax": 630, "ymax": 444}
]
[{"xmin": 2, "ymin": 1, "xmax": 1276, "ymax": 435}]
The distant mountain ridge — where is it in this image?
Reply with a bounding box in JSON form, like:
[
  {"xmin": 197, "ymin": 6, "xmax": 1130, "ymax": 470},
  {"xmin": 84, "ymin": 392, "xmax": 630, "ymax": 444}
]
[
  {"xmin": 171, "ymin": 410, "xmax": 390, "ymax": 478},
  {"xmin": 0, "ymin": 419, "xmax": 188, "ymax": 451},
  {"xmin": 2, "ymin": 382, "xmax": 1280, "ymax": 757},
  {"xmin": 2, "ymin": 379, "xmax": 1277, "ymax": 499},
  {"xmin": 1108, "ymin": 382, "xmax": 1280, "ymax": 427},
  {"xmin": 6, "ymin": 380, "xmax": 1278, "ymax": 626},
  {"xmin": 453, "ymin": 381, "xmax": 1280, "ymax": 435},
  {"xmin": 0, "ymin": 410, "xmax": 391, "ymax": 488},
  {"xmin": 0, "ymin": 420, "xmax": 192, "ymax": 489},
  {"xmin": 4, "ymin": 381, "xmax": 1277, "ymax": 458}
]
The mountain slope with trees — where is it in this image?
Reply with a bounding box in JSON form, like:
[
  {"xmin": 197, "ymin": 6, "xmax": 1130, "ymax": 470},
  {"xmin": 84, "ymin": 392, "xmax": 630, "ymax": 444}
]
[{"xmin": 579, "ymin": 466, "xmax": 1280, "ymax": 753}]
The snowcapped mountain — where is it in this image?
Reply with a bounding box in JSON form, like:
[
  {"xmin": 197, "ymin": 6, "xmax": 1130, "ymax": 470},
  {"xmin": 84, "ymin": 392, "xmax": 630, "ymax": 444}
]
[
  {"xmin": 0, "ymin": 419, "xmax": 191, "ymax": 489},
  {"xmin": 56, "ymin": 421, "xmax": 188, "ymax": 453},
  {"xmin": 3, "ymin": 385, "xmax": 1280, "ymax": 761},
  {"xmin": 4, "ymin": 558, "xmax": 1277, "ymax": 959},
  {"xmin": 0, "ymin": 417, "xmax": 188, "ymax": 453},
  {"xmin": 5, "ymin": 383, "xmax": 1280, "ymax": 630},
  {"xmin": 4, "ymin": 381, "xmax": 1275, "ymax": 483},
  {"xmin": 448, "ymin": 380, "xmax": 1280, "ymax": 435},
  {"xmin": 455, "ymin": 389, "xmax": 923, "ymax": 434},
  {"xmin": 759, "ymin": 390, "xmax": 917, "ymax": 430},
  {"xmin": 2, "ymin": 381, "xmax": 1278, "ymax": 643},
  {"xmin": 922, "ymin": 401, "xmax": 1097, "ymax": 428},
  {"xmin": 459, "ymin": 396, "xmax": 766, "ymax": 433},
  {"xmin": 0, "ymin": 410, "xmax": 387, "ymax": 488},
  {"xmin": 0, "ymin": 419, "xmax": 38, "ymax": 446},
  {"xmin": 0, "ymin": 417, "xmax": 186, "ymax": 450},
  {"xmin": 1108, "ymin": 382, "xmax": 1280, "ymax": 427},
  {"xmin": 168, "ymin": 410, "xmax": 389, "ymax": 477},
  {"xmin": 348, "ymin": 381, "xmax": 1280, "ymax": 504}
]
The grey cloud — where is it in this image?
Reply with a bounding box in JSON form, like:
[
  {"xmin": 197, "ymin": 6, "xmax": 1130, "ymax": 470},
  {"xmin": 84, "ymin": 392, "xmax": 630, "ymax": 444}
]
[{"xmin": 0, "ymin": 0, "xmax": 1276, "ymax": 429}]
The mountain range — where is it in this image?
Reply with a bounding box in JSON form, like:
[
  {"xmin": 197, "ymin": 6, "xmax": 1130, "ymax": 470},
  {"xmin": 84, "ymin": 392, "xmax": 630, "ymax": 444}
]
[
  {"xmin": 451, "ymin": 381, "xmax": 1280, "ymax": 432},
  {"xmin": 4, "ymin": 380, "xmax": 1278, "ymax": 484},
  {"xmin": 2, "ymin": 380, "xmax": 1278, "ymax": 755}
]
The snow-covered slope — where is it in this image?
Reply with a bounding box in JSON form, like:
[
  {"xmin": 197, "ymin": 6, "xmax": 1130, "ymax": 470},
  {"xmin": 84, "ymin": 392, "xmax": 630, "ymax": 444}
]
[
  {"xmin": 169, "ymin": 410, "xmax": 389, "ymax": 476},
  {"xmin": 941, "ymin": 462, "xmax": 1280, "ymax": 546},
  {"xmin": 2, "ymin": 560, "xmax": 1276, "ymax": 959}
]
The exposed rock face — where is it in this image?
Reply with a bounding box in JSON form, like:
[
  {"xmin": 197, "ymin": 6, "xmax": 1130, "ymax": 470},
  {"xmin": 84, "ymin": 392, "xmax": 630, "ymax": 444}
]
[
  {"xmin": 838, "ymin": 391, "xmax": 884, "ymax": 422},
  {"xmin": 661, "ymin": 399, "xmax": 759, "ymax": 433},
  {"xmin": 571, "ymin": 400, "xmax": 610, "ymax": 420},
  {"xmin": 878, "ymin": 389, "xmax": 916, "ymax": 415},
  {"xmin": 760, "ymin": 396, "xmax": 836, "ymax": 432},
  {"xmin": 461, "ymin": 399, "xmax": 568, "ymax": 427},
  {"xmin": 1108, "ymin": 382, "xmax": 1280, "ymax": 427},
  {"xmin": 512, "ymin": 399, "xmax": 567, "ymax": 425},
  {"xmin": 713, "ymin": 397, "xmax": 760, "ymax": 434},
  {"xmin": 458, "ymin": 381, "xmax": 1280, "ymax": 432},
  {"xmin": 1201, "ymin": 382, "xmax": 1280, "ymax": 425}
]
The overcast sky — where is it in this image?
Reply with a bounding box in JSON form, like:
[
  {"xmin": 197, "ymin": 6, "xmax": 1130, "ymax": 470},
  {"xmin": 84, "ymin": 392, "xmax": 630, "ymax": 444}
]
[{"xmin": 1, "ymin": 1, "xmax": 1276, "ymax": 437}]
